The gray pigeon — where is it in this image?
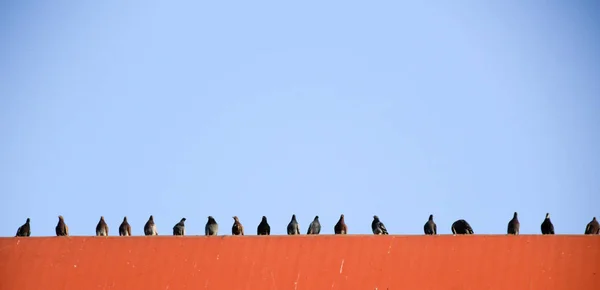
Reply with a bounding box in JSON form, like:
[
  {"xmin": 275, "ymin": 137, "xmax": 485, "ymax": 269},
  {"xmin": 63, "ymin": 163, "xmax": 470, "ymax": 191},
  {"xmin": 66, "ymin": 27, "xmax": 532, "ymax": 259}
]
[
  {"xmin": 287, "ymin": 214, "xmax": 300, "ymax": 235},
  {"xmin": 424, "ymin": 214, "xmax": 436, "ymax": 235},
  {"xmin": 16, "ymin": 218, "xmax": 31, "ymax": 237},
  {"xmin": 306, "ymin": 216, "xmax": 321, "ymax": 235},
  {"xmin": 451, "ymin": 219, "xmax": 474, "ymax": 235},
  {"xmin": 334, "ymin": 214, "xmax": 347, "ymax": 234},
  {"xmin": 205, "ymin": 216, "xmax": 218, "ymax": 236},
  {"xmin": 96, "ymin": 216, "xmax": 109, "ymax": 236},
  {"xmin": 371, "ymin": 215, "xmax": 389, "ymax": 235},
  {"xmin": 585, "ymin": 217, "xmax": 599, "ymax": 235},
  {"xmin": 541, "ymin": 213, "xmax": 554, "ymax": 235},
  {"xmin": 257, "ymin": 216, "xmax": 270, "ymax": 235},
  {"xmin": 173, "ymin": 218, "xmax": 186, "ymax": 236},
  {"xmin": 55, "ymin": 215, "xmax": 69, "ymax": 236},
  {"xmin": 507, "ymin": 212, "xmax": 520, "ymax": 235},
  {"xmin": 144, "ymin": 215, "xmax": 158, "ymax": 236},
  {"xmin": 119, "ymin": 216, "xmax": 132, "ymax": 236}
]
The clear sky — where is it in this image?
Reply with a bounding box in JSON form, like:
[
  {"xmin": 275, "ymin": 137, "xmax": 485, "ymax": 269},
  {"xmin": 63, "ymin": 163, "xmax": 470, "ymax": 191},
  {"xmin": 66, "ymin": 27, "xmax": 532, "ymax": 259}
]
[{"xmin": 1, "ymin": 1, "xmax": 599, "ymax": 237}]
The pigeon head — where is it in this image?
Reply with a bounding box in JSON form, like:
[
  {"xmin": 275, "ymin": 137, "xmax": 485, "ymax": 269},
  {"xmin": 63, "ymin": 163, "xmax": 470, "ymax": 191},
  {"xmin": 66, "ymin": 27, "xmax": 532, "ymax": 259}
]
[
  {"xmin": 593, "ymin": 217, "xmax": 597, "ymax": 221},
  {"xmin": 58, "ymin": 215, "xmax": 64, "ymax": 220},
  {"xmin": 373, "ymin": 215, "xmax": 379, "ymax": 220},
  {"xmin": 314, "ymin": 215, "xmax": 319, "ymax": 220},
  {"xmin": 261, "ymin": 216, "xmax": 267, "ymax": 221},
  {"xmin": 149, "ymin": 215, "xmax": 154, "ymax": 221},
  {"xmin": 123, "ymin": 216, "xmax": 128, "ymax": 222},
  {"xmin": 181, "ymin": 218, "xmax": 186, "ymax": 222},
  {"xmin": 340, "ymin": 214, "xmax": 344, "ymax": 220},
  {"xmin": 207, "ymin": 216, "xmax": 214, "ymax": 221},
  {"xmin": 545, "ymin": 213, "xmax": 550, "ymax": 219},
  {"xmin": 291, "ymin": 214, "xmax": 297, "ymax": 221},
  {"xmin": 100, "ymin": 216, "xmax": 105, "ymax": 221},
  {"xmin": 429, "ymin": 214, "xmax": 433, "ymax": 221},
  {"xmin": 233, "ymin": 216, "xmax": 239, "ymax": 221},
  {"xmin": 513, "ymin": 212, "xmax": 518, "ymax": 218},
  {"xmin": 26, "ymin": 218, "xmax": 30, "ymax": 223}
]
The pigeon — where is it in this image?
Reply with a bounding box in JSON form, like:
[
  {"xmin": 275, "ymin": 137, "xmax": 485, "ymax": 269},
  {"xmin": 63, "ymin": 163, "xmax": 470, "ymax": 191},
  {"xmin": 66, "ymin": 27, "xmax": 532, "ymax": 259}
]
[
  {"xmin": 96, "ymin": 216, "xmax": 109, "ymax": 236},
  {"xmin": 257, "ymin": 216, "xmax": 270, "ymax": 235},
  {"xmin": 144, "ymin": 215, "xmax": 158, "ymax": 236},
  {"xmin": 541, "ymin": 213, "xmax": 554, "ymax": 235},
  {"xmin": 423, "ymin": 214, "xmax": 436, "ymax": 235},
  {"xmin": 306, "ymin": 215, "xmax": 321, "ymax": 235},
  {"xmin": 451, "ymin": 219, "xmax": 474, "ymax": 235},
  {"xmin": 585, "ymin": 217, "xmax": 599, "ymax": 235},
  {"xmin": 371, "ymin": 215, "xmax": 389, "ymax": 235},
  {"xmin": 205, "ymin": 216, "xmax": 218, "ymax": 236},
  {"xmin": 55, "ymin": 215, "xmax": 69, "ymax": 236},
  {"xmin": 119, "ymin": 216, "xmax": 132, "ymax": 236},
  {"xmin": 334, "ymin": 214, "xmax": 347, "ymax": 235},
  {"xmin": 232, "ymin": 216, "xmax": 244, "ymax": 235},
  {"xmin": 15, "ymin": 218, "xmax": 31, "ymax": 237},
  {"xmin": 287, "ymin": 214, "xmax": 300, "ymax": 235},
  {"xmin": 173, "ymin": 218, "xmax": 186, "ymax": 236},
  {"xmin": 507, "ymin": 212, "xmax": 520, "ymax": 235}
]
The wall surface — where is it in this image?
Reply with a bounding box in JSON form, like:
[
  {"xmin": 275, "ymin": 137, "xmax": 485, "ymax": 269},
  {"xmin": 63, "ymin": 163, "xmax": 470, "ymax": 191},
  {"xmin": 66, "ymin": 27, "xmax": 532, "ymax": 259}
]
[{"xmin": 1, "ymin": 235, "xmax": 599, "ymax": 290}]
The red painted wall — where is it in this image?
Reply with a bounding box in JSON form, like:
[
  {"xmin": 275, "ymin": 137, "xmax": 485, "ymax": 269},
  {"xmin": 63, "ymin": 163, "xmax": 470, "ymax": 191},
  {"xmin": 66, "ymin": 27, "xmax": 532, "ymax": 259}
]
[{"xmin": 1, "ymin": 235, "xmax": 599, "ymax": 290}]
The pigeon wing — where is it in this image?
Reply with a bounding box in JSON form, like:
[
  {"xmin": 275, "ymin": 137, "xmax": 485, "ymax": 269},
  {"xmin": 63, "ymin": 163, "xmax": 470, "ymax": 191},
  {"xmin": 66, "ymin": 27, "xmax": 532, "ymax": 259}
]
[{"xmin": 379, "ymin": 222, "xmax": 388, "ymax": 234}]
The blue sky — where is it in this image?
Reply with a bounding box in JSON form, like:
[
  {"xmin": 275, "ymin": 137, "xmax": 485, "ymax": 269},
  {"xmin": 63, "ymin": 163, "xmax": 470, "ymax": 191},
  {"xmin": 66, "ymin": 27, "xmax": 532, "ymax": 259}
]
[{"xmin": 1, "ymin": 1, "xmax": 598, "ymax": 236}]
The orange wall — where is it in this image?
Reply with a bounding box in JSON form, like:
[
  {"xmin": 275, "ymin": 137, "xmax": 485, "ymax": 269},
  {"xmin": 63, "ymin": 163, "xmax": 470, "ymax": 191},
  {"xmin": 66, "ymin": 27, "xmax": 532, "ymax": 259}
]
[{"xmin": 1, "ymin": 235, "xmax": 599, "ymax": 290}]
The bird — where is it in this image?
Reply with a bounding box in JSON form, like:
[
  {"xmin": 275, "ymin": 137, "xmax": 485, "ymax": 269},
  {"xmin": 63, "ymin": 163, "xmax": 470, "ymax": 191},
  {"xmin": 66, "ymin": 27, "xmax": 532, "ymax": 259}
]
[
  {"xmin": 584, "ymin": 217, "xmax": 599, "ymax": 235},
  {"xmin": 257, "ymin": 216, "xmax": 270, "ymax": 235},
  {"xmin": 55, "ymin": 215, "xmax": 69, "ymax": 236},
  {"xmin": 144, "ymin": 215, "xmax": 158, "ymax": 236},
  {"xmin": 451, "ymin": 219, "xmax": 474, "ymax": 235},
  {"xmin": 371, "ymin": 215, "xmax": 389, "ymax": 235},
  {"xmin": 96, "ymin": 216, "xmax": 109, "ymax": 236},
  {"xmin": 423, "ymin": 214, "xmax": 437, "ymax": 235},
  {"xmin": 15, "ymin": 218, "xmax": 31, "ymax": 237},
  {"xmin": 306, "ymin": 216, "xmax": 321, "ymax": 235},
  {"xmin": 231, "ymin": 216, "xmax": 244, "ymax": 235},
  {"xmin": 287, "ymin": 214, "xmax": 300, "ymax": 235},
  {"xmin": 119, "ymin": 216, "xmax": 132, "ymax": 236},
  {"xmin": 334, "ymin": 214, "xmax": 347, "ymax": 234},
  {"xmin": 541, "ymin": 213, "xmax": 555, "ymax": 235},
  {"xmin": 173, "ymin": 218, "xmax": 186, "ymax": 236},
  {"xmin": 205, "ymin": 216, "xmax": 218, "ymax": 236},
  {"xmin": 507, "ymin": 212, "xmax": 520, "ymax": 235}
]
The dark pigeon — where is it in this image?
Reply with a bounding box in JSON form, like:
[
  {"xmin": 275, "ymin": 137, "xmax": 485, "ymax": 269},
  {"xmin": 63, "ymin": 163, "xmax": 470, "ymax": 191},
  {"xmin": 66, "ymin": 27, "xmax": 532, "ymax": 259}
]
[
  {"xmin": 424, "ymin": 214, "xmax": 437, "ymax": 235},
  {"xmin": 96, "ymin": 216, "xmax": 109, "ymax": 236},
  {"xmin": 257, "ymin": 216, "xmax": 270, "ymax": 235},
  {"xmin": 334, "ymin": 214, "xmax": 347, "ymax": 235},
  {"xmin": 232, "ymin": 216, "xmax": 244, "ymax": 235},
  {"xmin": 541, "ymin": 213, "xmax": 554, "ymax": 235},
  {"xmin": 507, "ymin": 212, "xmax": 520, "ymax": 235},
  {"xmin": 371, "ymin": 215, "xmax": 389, "ymax": 235},
  {"xmin": 119, "ymin": 216, "xmax": 132, "ymax": 236},
  {"xmin": 144, "ymin": 215, "xmax": 158, "ymax": 236},
  {"xmin": 306, "ymin": 216, "xmax": 321, "ymax": 235},
  {"xmin": 287, "ymin": 214, "xmax": 300, "ymax": 235},
  {"xmin": 15, "ymin": 218, "xmax": 31, "ymax": 237},
  {"xmin": 55, "ymin": 215, "xmax": 69, "ymax": 236},
  {"xmin": 585, "ymin": 217, "xmax": 599, "ymax": 235},
  {"xmin": 173, "ymin": 218, "xmax": 186, "ymax": 236},
  {"xmin": 451, "ymin": 219, "xmax": 474, "ymax": 235},
  {"xmin": 205, "ymin": 216, "xmax": 218, "ymax": 236}
]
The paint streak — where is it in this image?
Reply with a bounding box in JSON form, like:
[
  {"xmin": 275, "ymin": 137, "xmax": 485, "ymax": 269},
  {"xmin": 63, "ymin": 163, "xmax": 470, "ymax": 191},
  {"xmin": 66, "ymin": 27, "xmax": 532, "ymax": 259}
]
[{"xmin": 0, "ymin": 235, "xmax": 598, "ymax": 290}]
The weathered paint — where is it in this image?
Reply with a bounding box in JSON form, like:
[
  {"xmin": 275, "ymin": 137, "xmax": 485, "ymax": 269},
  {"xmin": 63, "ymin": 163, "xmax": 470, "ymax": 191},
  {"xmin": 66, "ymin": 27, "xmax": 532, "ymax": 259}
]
[{"xmin": 0, "ymin": 235, "xmax": 598, "ymax": 290}]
